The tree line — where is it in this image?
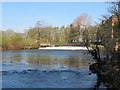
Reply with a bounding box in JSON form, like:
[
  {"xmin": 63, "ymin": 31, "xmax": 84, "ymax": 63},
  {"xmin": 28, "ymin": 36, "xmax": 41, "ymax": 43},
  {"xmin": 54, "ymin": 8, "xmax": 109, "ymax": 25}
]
[
  {"xmin": 1, "ymin": 1, "xmax": 120, "ymax": 53},
  {"xmin": 1, "ymin": 13, "xmax": 98, "ymax": 50}
]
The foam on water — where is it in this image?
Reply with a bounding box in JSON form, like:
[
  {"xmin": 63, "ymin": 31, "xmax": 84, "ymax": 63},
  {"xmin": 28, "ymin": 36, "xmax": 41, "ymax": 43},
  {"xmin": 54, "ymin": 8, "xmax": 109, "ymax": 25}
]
[{"xmin": 39, "ymin": 46, "xmax": 93, "ymax": 50}]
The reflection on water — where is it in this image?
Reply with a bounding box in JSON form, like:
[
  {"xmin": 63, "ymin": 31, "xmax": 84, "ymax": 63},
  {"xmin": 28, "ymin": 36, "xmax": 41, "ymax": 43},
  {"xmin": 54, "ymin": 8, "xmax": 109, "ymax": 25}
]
[
  {"xmin": 2, "ymin": 49, "xmax": 94, "ymax": 70},
  {"xmin": 2, "ymin": 49, "xmax": 99, "ymax": 88}
]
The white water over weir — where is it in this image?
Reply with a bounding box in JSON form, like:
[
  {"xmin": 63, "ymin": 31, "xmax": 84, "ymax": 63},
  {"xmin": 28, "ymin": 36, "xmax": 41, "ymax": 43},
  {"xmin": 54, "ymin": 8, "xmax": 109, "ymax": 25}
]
[{"xmin": 39, "ymin": 46, "xmax": 93, "ymax": 50}]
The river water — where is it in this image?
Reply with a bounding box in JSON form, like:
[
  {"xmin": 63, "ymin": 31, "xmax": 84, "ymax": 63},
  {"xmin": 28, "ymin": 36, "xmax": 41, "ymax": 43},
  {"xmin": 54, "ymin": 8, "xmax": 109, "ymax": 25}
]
[{"xmin": 1, "ymin": 49, "xmax": 97, "ymax": 88}]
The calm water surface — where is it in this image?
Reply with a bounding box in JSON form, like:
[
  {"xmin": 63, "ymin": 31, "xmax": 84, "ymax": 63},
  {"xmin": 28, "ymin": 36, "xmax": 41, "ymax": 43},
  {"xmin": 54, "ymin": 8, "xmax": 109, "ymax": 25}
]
[{"xmin": 2, "ymin": 49, "xmax": 97, "ymax": 88}]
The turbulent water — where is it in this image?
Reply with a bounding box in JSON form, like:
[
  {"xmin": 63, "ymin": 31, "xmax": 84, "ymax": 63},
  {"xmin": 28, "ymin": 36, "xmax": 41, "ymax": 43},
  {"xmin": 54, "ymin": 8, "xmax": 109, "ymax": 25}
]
[{"xmin": 1, "ymin": 49, "xmax": 97, "ymax": 88}]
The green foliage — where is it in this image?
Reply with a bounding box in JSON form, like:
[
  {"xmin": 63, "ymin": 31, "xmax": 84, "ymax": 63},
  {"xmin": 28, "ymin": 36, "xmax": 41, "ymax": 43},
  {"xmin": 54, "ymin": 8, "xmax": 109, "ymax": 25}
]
[
  {"xmin": 0, "ymin": 31, "xmax": 2, "ymax": 47},
  {"xmin": 68, "ymin": 24, "xmax": 80, "ymax": 43},
  {"xmin": 2, "ymin": 31, "xmax": 35, "ymax": 50},
  {"xmin": 1, "ymin": 15, "xmax": 94, "ymax": 50},
  {"xmin": 2, "ymin": 34, "xmax": 11, "ymax": 49}
]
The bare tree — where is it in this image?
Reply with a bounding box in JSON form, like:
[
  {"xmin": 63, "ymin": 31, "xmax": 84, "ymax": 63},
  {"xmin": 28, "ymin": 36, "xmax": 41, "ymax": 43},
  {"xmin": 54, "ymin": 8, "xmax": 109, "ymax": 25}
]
[
  {"xmin": 108, "ymin": 0, "xmax": 120, "ymax": 20},
  {"xmin": 72, "ymin": 13, "xmax": 92, "ymax": 45},
  {"xmin": 72, "ymin": 13, "xmax": 92, "ymax": 27}
]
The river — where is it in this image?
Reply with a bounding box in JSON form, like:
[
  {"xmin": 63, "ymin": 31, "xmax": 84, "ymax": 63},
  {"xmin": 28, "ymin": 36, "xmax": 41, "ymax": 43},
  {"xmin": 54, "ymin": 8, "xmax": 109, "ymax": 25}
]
[{"xmin": 1, "ymin": 49, "xmax": 98, "ymax": 88}]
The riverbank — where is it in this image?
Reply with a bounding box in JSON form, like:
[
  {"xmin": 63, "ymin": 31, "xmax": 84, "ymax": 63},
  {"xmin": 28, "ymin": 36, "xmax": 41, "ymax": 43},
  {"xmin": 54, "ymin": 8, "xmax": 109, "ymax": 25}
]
[
  {"xmin": 89, "ymin": 48, "xmax": 120, "ymax": 88},
  {"xmin": 1, "ymin": 44, "xmax": 86, "ymax": 51},
  {"xmin": 1, "ymin": 45, "xmax": 39, "ymax": 51}
]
